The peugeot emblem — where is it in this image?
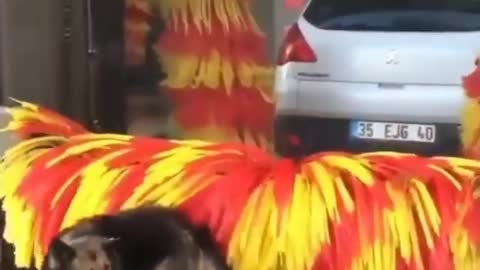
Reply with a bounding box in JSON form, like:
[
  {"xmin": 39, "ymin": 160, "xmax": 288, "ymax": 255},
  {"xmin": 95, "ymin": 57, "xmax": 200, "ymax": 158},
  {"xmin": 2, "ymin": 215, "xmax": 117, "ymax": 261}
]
[{"xmin": 385, "ymin": 49, "xmax": 399, "ymax": 65}]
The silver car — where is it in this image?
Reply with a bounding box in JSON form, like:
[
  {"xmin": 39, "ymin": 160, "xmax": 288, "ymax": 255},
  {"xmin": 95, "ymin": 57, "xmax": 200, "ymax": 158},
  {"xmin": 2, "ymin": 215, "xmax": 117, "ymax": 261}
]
[{"xmin": 274, "ymin": 0, "xmax": 478, "ymax": 156}]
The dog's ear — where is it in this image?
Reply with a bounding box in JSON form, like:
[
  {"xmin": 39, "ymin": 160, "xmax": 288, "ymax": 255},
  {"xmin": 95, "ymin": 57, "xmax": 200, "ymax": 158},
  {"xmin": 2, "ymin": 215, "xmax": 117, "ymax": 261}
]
[
  {"xmin": 154, "ymin": 256, "xmax": 177, "ymax": 270},
  {"xmin": 44, "ymin": 238, "xmax": 76, "ymax": 269},
  {"xmin": 100, "ymin": 237, "xmax": 120, "ymax": 252},
  {"xmin": 100, "ymin": 237, "xmax": 119, "ymax": 245}
]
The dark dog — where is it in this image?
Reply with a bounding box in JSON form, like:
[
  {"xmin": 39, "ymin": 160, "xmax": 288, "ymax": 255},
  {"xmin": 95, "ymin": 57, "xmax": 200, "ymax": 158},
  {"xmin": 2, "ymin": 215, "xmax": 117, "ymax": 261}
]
[{"xmin": 41, "ymin": 206, "xmax": 229, "ymax": 270}]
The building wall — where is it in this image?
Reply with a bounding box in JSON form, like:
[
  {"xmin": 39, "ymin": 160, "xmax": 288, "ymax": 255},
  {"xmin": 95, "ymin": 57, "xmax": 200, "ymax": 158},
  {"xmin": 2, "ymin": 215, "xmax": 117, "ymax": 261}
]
[
  {"xmin": 252, "ymin": 0, "xmax": 275, "ymax": 62},
  {"xmin": 253, "ymin": 0, "xmax": 306, "ymax": 63},
  {"xmin": 273, "ymin": 0, "xmax": 305, "ymax": 57},
  {"xmin": 0, "ymin": 0, "xmax": 65, "ymax": 109},
  {"xmin": 0, "ymin": 0, "xmax": 110, "ymax": 130}
]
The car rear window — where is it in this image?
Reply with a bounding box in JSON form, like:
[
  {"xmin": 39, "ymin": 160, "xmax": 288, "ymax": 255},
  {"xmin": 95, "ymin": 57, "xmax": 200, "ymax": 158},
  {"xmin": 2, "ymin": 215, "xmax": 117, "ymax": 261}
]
[{"xmin": 303, "ymin": 0, "xmax": 480, "ymax": 32}]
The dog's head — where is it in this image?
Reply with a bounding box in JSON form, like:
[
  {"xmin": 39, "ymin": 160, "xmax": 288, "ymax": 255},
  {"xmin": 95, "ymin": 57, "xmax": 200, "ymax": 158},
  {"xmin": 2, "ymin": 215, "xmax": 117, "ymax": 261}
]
[{"xmin": 42, "ymin": 236, "xmax": 119, "ymax": 270}]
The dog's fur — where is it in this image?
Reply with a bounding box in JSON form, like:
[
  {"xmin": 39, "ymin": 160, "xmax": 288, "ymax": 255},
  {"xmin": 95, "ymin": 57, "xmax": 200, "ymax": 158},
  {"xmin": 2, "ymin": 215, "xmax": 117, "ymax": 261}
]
[{"xmin": 41, "ymin": 207, "xmax": 229, "ymax": 270}]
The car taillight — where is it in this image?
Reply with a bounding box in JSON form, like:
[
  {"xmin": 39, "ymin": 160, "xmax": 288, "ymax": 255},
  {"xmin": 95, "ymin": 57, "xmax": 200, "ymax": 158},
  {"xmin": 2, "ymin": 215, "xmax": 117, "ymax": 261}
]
[
  {"xmin": 277, "ymin": 23, "xmax": 317, "ymax": 65},
  {"xmin": 463, "ymin": 60, "xmax": 480, "ymax": 98}
]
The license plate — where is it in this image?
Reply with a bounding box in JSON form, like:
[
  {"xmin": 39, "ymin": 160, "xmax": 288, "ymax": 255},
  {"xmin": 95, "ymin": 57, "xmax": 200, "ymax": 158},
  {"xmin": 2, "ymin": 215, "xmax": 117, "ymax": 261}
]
[{"xmin": 350, "ymin": 121, "xmax": 436, "ymax": 143}]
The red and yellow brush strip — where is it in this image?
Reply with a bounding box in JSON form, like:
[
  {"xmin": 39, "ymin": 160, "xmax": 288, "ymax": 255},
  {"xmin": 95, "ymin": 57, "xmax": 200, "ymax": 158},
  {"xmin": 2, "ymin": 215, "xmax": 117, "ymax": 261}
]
[
  {"xmin": 155, "ymin": 0, "xmax": 272, "ymax": 93},
  {"xmin": 2, "ymin": 101, "xmax": 480, "ymax": 270},
  {"xmin": 125, "ymin": 0, "xmax": 152, "ymax": 66},
  {"xmin": 151, "ymin": 0, "xmax": 275, "ymax": 145},
  {"xmin": 462, "ymin": 62, "xmax": 480, "ymax": 158}
]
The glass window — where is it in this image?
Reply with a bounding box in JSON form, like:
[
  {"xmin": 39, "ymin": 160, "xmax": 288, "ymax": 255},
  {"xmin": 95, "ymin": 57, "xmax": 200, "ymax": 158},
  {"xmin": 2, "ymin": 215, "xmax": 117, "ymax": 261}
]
[{"xmin": 303, "ymin": 0, "xmax": 480, "ymax": 31}]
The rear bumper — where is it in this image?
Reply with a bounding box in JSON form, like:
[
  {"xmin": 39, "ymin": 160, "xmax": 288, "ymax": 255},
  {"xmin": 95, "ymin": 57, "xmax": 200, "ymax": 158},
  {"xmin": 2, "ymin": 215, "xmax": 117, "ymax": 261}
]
[
  {"xmin": 274, "ymin": 115, "xmax": 461, "ymax": 157},
  {"xmin": 275, "ymin": 78, "xmax": 465, "ymax": 123}
]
